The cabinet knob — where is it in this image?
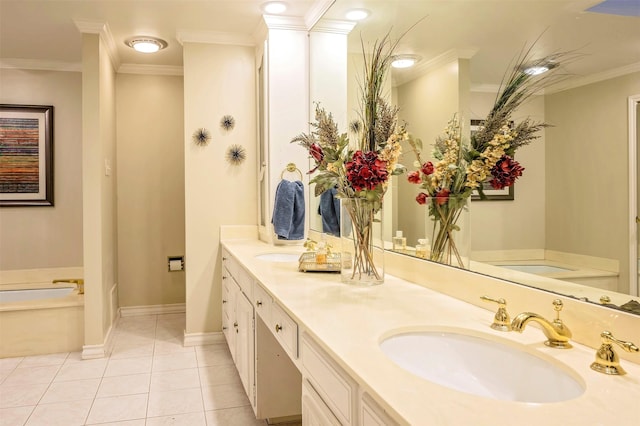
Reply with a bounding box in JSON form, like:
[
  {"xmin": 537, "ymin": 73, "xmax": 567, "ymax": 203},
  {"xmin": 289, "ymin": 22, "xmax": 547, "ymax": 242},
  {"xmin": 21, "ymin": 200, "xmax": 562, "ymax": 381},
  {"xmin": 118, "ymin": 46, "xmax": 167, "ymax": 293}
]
[
  {"xmin": 275, "ymin": 324, "xmax": 282, "ymax": 333},
  {"xmin": 256, "ymin": 301, "xmax": 263, "ymax": 307},
  {"xmin": 234, "ymin": 322, "xmax": 238, "ymax": 328},
  {"xmin": 222, "ymin": 299, "xmax": 227, "ymax": 304},
  {"xmin": 222, "ymin": 257, "xmax": 227, "ymax": 261},
  {"xmin": 222, "ymin": 326, "xmax": 228, "ymax": 330},
  {"xmin": 222, "ymin": 276, "xmax": 227, "ymax": 280}
]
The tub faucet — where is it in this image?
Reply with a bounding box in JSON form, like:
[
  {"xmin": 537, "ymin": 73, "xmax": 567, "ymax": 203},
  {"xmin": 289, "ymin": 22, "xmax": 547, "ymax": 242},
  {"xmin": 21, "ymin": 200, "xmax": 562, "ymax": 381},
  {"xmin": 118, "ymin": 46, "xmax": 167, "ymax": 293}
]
[
  {"xmin": 511, "ymin": 299, "xmax": 572, "ymax": 348},
  {"xmin": 52, "ymin": 279, "xmax": 84, "ymax": 295}
]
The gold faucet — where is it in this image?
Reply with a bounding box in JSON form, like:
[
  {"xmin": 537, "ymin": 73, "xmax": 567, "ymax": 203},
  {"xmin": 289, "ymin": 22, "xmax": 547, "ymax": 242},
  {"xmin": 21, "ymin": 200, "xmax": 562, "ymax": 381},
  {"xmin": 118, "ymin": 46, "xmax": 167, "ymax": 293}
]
[
  {"xmin": 511, "ymin": 299, "xmax": 572, "ymax": 348},
  {"xmin": 480, "ymin": 295, "xmax": 512, "ymax": 331},
  {"xmin": 590, "ymin": 331, "xmax": 639, "ymax": 375},
  {"xmin": 52, "ymin": 279, "xmax": 84, "ymax": 295}
]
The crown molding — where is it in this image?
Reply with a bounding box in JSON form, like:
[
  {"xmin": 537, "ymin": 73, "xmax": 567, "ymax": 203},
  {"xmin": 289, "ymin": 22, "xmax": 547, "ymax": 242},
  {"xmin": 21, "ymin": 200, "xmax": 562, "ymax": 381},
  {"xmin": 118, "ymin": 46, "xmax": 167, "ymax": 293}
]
[
  {"xmin": 262, "ymin": 15, "xmax": 307, "ymax": 31},
  {"xmin": 73, "ymin": 19, "xmax": 121, "ymax": 70},
  {"xmin": 0, "ymin": 58, "xmax": 81, "ymax": 72},
  {"xmin": 176, "ymin": 30, "xmax": 256, "ymax": 47},
  {"xmin": 393, "ymin": 48, "xmax": 477, "ymax": 87},
  {"xmin": 305, "ymin": 0, "xmax": 336, "ymax": 30},
  {"xmin": 310, "ymin": 19, "xmax": 356, "ymax": 35},
  {"xmin": 545, "ymin": 61, "xmax": 640, "ymax": 94},
  {"xmin": 118, "ymin": 63, "xmax": 183, "ymax": 76}
]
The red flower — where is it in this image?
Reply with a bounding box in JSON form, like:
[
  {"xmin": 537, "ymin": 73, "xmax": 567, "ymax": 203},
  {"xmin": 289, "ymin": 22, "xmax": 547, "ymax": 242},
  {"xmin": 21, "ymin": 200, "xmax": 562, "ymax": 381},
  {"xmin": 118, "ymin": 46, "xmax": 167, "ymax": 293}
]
[
  {"xmin": 309, "ymin": 143, "xmax": 323, "ymax": 163},
  {"xmin": 345, "ymin": 150, "xmax": 389, "ymax": 191},
  {"xmin": 407, "ymin": 171, "xmax": 421, "ymax": 184},
  {"xmin": 489, "ymin": 155, "xmax": 524, "ymax": 189},
  {"xmin": 416, "ymin": 192, "xmax": 428, "ymax": 205},
  {"xmin": 421, "ymin": 162, "xmax": 434, "ymax": 175},
  {"xmin": 435, "ymin": 188, "xmax": 450, "ymax": 206}
]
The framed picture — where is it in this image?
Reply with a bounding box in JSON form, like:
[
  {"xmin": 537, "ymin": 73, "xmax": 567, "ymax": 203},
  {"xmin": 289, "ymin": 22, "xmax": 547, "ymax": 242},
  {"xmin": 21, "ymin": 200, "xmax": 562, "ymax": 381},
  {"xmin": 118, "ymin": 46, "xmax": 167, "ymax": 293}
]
[
  {"xmin": 0, "ymin": 105, "xmax": 54, "ymax": 206},
  {"xmin": 469, "ymin": 119, "xmax": 515, "ymax": 201}
]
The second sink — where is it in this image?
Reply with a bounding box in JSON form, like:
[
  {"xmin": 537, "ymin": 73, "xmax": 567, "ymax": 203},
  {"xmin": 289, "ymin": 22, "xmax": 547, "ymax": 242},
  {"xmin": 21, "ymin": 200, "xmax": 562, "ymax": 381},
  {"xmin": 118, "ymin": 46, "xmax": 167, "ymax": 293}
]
[{"xmin": 379, "ymin": 329, "xmax": 585, "ymax": 403}]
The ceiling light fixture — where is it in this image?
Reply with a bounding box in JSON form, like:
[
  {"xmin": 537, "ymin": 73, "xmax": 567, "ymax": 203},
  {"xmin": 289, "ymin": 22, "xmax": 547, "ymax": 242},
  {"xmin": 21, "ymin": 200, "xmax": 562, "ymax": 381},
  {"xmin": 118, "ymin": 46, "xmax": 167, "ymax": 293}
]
[
  {"xmin": 345, "ymin": 9, "xmax": 369, "ymax": 21},
  {"xmin": 522, "ymin": 60, "xmax": 559, "ymax": 76},
  {"xmin": 126, "ymin": 37, "xmax": 167, "ymax": 54},
  {"xmin": 262, "ymin": 1, "xmax": 287, "ymax": 14},
  {"xmin": 391, "ymin": 55, "xmax": 421, "ymax": 69}
]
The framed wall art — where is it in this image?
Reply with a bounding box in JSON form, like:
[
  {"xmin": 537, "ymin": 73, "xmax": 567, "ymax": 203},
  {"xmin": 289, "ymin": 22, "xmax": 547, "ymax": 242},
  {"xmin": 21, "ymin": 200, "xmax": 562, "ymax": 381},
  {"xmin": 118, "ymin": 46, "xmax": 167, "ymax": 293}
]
[{"xmin": 0, "ymin": 104, "xmax": 54, "ymax": 206}]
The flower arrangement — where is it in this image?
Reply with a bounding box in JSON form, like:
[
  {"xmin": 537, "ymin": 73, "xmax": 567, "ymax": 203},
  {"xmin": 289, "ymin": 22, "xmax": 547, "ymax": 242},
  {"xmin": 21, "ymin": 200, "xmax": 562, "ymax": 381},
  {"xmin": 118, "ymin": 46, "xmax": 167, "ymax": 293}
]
[
  {"xmin": 407, "ymin": 45, "xmax": 576, "ymax": 267},
  {"xmin": 292, "ymin": 32, "xmax": 408, "ymax": 283}
]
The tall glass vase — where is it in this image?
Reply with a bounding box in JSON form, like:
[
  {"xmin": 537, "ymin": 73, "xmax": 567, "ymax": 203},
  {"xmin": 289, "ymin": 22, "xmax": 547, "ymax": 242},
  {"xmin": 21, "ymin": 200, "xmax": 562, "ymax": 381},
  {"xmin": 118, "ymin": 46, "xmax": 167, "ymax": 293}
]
[
  {"xmin": 340, "ymin": 198, "xmax": 385, "ymax": 285},
  {"xmin": 424, "ymin": 196, "xmax": 470, "ymax": 269}
]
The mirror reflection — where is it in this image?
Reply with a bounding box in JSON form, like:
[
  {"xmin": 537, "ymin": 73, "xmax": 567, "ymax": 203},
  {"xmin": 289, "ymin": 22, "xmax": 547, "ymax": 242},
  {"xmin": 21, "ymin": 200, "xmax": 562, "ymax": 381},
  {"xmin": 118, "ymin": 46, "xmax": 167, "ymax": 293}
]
[{"xmin": 310, "ymin": 0, "xmax": 640, "ymax": 314}]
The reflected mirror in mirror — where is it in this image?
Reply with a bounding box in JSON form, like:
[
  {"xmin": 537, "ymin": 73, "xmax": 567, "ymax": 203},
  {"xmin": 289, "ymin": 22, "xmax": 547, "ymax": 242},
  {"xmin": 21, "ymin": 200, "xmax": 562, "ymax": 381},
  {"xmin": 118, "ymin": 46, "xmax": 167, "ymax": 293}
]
[{"xmin": 310, "ymin": 0, "xmax": 640, "ymax": 314}]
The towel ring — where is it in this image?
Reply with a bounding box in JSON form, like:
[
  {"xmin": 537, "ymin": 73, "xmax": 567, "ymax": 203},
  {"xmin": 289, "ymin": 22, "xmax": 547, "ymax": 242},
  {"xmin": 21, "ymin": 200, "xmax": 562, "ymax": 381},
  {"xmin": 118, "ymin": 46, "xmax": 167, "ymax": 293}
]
[{"xmin": 280, "ymin": 162, "xmax": 303, "ymax": 181}]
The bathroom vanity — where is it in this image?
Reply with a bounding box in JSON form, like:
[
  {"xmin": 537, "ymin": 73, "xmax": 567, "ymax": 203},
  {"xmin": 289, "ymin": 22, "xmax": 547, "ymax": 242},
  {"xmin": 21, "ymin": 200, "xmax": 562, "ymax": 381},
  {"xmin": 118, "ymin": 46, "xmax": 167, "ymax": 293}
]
[{"xmin": 220, "ymin": 231, "xmax": 640, "ymax": 425}]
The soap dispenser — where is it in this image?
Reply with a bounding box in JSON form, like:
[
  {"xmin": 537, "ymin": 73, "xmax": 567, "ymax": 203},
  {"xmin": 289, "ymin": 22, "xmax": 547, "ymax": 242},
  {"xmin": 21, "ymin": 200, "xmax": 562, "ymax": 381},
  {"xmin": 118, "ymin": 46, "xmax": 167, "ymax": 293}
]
[{"xmin": 392, "ymin": 231, "xmax": 407, "ymax": 251}]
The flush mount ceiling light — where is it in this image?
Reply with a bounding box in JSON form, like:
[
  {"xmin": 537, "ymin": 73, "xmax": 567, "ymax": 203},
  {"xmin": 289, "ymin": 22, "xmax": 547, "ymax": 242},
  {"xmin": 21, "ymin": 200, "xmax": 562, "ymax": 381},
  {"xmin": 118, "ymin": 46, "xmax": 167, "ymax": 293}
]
[
  {"xmin": 391, "ymin": 55, "xmax": 421, "ymax": 69},
  {"xmin": 126, "ymin": 36, "xmax": 167, "ymax": 53},
  {"xmin": 522, "ymin": 60, "xmax": 559, "ymax": 76},
  {"xmin": 345, "ymin": 9, "xmax": 369, "ymax": 21},
  {"xmin": 262, "ymin": 1, "xmax": 287, "ymax": 14}
]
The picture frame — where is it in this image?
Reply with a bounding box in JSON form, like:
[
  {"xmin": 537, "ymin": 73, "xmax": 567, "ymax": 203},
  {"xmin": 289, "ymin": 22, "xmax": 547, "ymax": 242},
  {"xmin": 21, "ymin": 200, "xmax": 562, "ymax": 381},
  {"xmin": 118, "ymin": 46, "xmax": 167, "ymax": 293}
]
[
  {"xmin": 469, "ymin": 118, "xmax": 515, "ymax": 201},
  {"xmin": 0, "ymin": 104, "xmax": 54, "ymax": 206}
]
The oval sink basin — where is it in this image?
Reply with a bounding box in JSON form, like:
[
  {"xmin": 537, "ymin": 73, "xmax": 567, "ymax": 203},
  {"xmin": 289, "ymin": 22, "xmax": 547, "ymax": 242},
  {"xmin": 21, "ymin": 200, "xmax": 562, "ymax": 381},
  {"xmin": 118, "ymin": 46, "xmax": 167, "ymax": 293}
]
[
  {"xmin": 380, "ymin": 330, "xmax": 584, "ymax": 403},
  {"xmin": 254, "ymin": 253, "xmax": 300, "ymax": 262}
]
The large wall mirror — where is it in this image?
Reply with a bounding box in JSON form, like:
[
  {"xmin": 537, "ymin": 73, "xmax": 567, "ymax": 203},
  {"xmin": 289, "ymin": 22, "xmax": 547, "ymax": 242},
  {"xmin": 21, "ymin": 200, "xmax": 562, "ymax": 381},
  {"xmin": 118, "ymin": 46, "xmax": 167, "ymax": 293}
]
[{"xmin": 310, "ymin": 0, "xmax": 640, "ymax": 314}]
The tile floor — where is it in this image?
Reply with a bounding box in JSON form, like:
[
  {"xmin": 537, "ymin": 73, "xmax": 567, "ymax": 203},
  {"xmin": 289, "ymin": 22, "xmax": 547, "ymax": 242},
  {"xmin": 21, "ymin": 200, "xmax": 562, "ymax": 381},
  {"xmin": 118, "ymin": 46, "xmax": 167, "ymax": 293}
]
[{"xmin": 0, "ymin": 313, "xmax": 268, "ymax": 426}]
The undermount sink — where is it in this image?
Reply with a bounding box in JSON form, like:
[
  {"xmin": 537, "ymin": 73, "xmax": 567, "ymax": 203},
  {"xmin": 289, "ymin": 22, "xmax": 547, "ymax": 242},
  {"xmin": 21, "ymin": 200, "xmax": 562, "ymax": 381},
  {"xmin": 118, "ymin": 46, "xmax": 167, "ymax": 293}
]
[
  {"xmin": 254, "ymin": 253, "xmax": 300, "ymax": 262},
  {"xmin": 379, "ymin": 330, "xmax": 585, "ymax": 403}
]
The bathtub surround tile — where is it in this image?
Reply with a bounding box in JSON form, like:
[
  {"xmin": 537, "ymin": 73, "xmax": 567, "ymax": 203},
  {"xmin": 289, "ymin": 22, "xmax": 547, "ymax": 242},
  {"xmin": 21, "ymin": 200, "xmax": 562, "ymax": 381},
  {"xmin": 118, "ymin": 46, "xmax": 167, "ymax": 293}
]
[
  {"xmin": 146, "ymin": 388, "xmax": 204, "ymax": 417},
  {"xmin": 104, "ymin": 356, "xmax": 153, "ymax": 377},
  {"xmin": 0, "ymin": 382, "xmax": 48, "ymax": 408},
  {"xmin": 25, "ymin": 399, "xmax": 93, "ymax": 426},
  {"xmin": 145, "ymin": 411, "xmax": 207, "ymax": 426},
  {"xmin": 204, "ymin": 406, "xmax": 267, "ymax": 426},
  {"xmin": 86, "ymin": 393, "xmax": 148, "ymax": 424},
  {"xmin": 39, "ymin": 378, "xmax": 100, "ymax": 404},
  {"xmin": 201, "ymin": 383, "xmax": 251, "ymax": 411},
  {"xmin": 97, "ymin": 373, "xmax": 151, "ymax": 398},
  {"xmin": 0, "ymin": 406, "xmax": 35, "ymax": 426},
  {"xmin": 150, "ymin": 368, "xmax": 200, "ymax": 392},
  {"xmin": 19, "ymin": 352, "xmax": 69, "ymax": 368},
  {"xmin": 2, "ymin": 365, "xmax": 60, "ymax": 386},
  {"xmin": 152, "ymin": 351, "xmax": 198, "ymax": 372}
]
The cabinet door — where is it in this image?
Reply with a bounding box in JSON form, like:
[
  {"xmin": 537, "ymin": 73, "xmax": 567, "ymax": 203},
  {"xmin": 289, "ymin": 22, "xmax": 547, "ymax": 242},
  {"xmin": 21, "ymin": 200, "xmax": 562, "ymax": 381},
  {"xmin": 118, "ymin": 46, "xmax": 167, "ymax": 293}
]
[
  {"xmin": 223, "ymin": 275, "xmax": 239, "ymax": 362},
  {"xmin": 302, "ymin": 380, "xmax": 341, "ymax": 426},
  {"xmin": 235, "ymin": 291, "xmax": 255, "ymax": 404}
]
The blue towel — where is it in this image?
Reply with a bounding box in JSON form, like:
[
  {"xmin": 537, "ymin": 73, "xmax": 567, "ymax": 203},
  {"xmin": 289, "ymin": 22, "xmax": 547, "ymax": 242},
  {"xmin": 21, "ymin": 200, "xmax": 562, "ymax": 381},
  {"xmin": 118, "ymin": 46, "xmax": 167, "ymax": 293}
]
[
  {"xmin": 319, "ymin": 187, "xmax": 340, "ymax": 236},
  {"xmin": 272, "ymin": 180, "xmax": 305, "ymax": 240}
]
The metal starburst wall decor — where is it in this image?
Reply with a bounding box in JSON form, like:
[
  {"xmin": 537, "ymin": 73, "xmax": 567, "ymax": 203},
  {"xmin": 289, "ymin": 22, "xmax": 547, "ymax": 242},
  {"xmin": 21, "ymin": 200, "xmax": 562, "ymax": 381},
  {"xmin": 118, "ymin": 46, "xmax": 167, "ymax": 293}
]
[
  {"xmin": 192, "ymin": 128, "xmax": 211, "ymax": 146},
  {"xmin": 226, "ymin": 144, "xmax": 246, "ymax": 165},
  {"xmin": 220, "ymin": 115, "xmax": 235, "ymax": 131}
]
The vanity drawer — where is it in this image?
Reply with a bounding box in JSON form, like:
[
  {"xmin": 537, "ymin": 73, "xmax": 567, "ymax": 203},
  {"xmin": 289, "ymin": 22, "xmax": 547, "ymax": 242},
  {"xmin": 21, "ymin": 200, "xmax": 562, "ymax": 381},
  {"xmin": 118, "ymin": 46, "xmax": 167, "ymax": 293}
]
[
  {"xmin": 360, "ymin": 393, "xmax": 399, "ymax": 426},
  {"xmin": 271, "ymin": 302, "xmax": 298, "ymax": 359},
  {"xmin": 301, "ymin": 333, "xmax": 356, "ymax": 426},
  {"xmin": 253, "ymin": 283, "xmax": 272, "ymax": 324},
  {"xmin": 235, "ymin": 265, "xmax": 254, "ymax": 300}
]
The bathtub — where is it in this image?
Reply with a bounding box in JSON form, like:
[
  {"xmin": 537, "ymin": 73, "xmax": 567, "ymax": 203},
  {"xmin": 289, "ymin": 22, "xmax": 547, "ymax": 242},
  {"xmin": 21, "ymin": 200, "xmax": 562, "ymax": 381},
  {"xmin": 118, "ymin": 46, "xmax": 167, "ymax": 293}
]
[{"xmin": 0, "ymin": 267, "xmax": 84, "ymax": 358}]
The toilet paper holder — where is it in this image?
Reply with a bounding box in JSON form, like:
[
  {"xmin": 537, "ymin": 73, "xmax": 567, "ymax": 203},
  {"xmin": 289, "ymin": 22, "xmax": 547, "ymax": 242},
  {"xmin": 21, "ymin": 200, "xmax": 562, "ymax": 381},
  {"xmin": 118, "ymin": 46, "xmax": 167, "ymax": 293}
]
[{"xmin": 168, "ymin": 256, "xmax": 185, "ymax": 272}]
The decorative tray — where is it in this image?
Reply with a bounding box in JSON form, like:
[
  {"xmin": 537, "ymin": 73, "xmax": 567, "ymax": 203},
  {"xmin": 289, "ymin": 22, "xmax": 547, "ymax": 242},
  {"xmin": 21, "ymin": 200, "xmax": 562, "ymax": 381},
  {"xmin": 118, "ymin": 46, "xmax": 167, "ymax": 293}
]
[{"xmin": 298, "ymin": 251, "xmax": 342, "ymax": 273}]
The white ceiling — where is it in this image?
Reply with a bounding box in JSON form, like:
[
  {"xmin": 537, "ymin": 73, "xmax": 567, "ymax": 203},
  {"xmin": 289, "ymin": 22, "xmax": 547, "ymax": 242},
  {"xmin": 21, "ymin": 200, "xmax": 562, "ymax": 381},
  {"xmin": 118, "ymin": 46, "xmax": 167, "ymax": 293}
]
[{"xmin": 0, "ymin": 0, "xmax": 639, "ymax": 88}]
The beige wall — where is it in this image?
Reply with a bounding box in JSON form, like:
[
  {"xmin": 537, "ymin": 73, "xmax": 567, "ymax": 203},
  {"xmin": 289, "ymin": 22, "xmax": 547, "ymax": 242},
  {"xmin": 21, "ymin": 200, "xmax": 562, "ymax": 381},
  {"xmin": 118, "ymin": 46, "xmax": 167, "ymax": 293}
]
[
  {"xmin": 469, "ymin": 91, "xmax": 546, "ymax": 251},
  {"xmin": 183, "ymin": 42, "xmax": 257, "ymax": 335},
  {"xmin": 395, "ymin": 59, "xmax": 468, "ymax": 247},
  {"xmin": 545, "ymin": 72, "xmax": 640, "ymax": 293},
  {"xmin": 0, "ymin": 69, "xmax": 83, "ymax": 270},
  {"xmin": 116, "ymin": 73, "xmax": 185, "ymax": 307},
  {"xmin": 81, "ymin": 33, "xmax": 118, "ymax": 347}
]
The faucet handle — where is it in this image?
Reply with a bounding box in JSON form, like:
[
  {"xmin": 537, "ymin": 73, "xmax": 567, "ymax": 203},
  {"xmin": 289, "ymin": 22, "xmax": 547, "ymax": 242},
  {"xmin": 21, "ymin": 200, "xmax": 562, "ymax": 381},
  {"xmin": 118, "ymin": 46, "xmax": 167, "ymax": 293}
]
[
  {"xmin": 480, "ymin": 296, "xmax": 512, "ymax": 332},
  {"xmin": 590, "ymin": 331, "xmax": 639, "ymax": 375}
]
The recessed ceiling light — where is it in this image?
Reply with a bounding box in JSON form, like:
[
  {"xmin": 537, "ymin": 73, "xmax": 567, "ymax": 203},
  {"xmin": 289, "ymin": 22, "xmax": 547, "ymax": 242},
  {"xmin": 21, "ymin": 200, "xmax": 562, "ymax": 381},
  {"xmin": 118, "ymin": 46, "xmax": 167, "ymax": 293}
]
[
  {"xmin": 345, "ymin": 9, "xmax": 369, "ymax": 21},
  {"xmin": 522, "ymin": 60, "xmax": 558, "ymax": 76},
  {"xmin": 126, "ymin": 37, "xmax": 167, "ymax": 54},
  {"xmin": 391, "ymin": 55, "xmax": 421, "ymax": 69},
  {"xmin": 262, "ymin": 1, "xmax": 287, "ymax": 14}
]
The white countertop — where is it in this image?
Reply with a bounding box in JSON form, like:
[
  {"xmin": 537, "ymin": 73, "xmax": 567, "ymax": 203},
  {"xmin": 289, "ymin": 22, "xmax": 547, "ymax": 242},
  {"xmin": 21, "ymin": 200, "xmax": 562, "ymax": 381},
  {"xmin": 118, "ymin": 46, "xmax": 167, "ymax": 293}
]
[{"xmin": 222, "ymin": 237, "xmax": 640, "ymax": 426}]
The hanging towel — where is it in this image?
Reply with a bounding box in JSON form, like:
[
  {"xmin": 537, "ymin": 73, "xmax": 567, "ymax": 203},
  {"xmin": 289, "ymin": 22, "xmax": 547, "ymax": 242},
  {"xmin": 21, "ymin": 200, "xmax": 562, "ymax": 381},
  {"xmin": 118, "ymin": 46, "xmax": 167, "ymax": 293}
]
[
  {"xmin": 319, "ymin": 187, "xmax": 340, "ymax": 236},
  {"xmin": 272, "ymin": 180, "xmax": 305, "ymax": 240}
]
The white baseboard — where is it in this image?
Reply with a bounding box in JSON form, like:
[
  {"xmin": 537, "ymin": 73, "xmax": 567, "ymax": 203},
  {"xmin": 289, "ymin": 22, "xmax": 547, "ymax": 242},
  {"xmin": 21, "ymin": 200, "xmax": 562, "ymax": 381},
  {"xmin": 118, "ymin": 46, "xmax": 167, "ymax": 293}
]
[
  {"xmin": 119, "ymin": 303, "xmax": 186, "ymax": 317},
  {"xmin": 81, "ymin": 318, "xmax": 117, "ymax": 360},
  {"xmin": 183, "ymin": 331, "xmax": 225, "ymax": 347}
]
